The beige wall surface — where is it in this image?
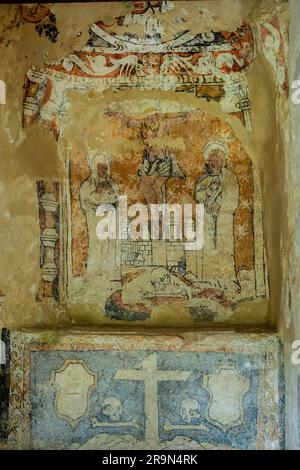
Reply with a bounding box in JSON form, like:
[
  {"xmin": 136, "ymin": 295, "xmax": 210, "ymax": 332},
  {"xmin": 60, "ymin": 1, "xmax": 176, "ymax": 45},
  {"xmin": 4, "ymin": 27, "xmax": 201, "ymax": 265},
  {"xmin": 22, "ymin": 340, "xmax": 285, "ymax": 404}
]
[
  {"xmin": 0, "ymin": 0, "xmax": 296, "ymax": 451},
  {"xmin": 0, "ymin": 0, "xmax": 288, "ymax": 330}
]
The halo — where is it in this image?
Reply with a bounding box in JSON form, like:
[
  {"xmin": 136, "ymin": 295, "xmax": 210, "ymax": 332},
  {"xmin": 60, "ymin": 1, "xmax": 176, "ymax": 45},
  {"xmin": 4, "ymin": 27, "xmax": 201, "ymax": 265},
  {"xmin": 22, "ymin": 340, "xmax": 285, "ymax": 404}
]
[
  {"xmin": 87, "ymin": 151, "xmax": 111, "ymax": 171},
  {"xmin": 203, "ymin": 140, "xmax": 229, "ymax": 160}
]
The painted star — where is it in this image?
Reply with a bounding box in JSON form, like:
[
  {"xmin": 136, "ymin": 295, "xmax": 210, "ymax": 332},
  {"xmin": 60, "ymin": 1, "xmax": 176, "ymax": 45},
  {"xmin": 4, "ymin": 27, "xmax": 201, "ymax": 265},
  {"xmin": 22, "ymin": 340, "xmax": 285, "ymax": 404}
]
[
  {"xmin": 113, "ymin": 173, "xmax": 122, "ymax": 183},
  {"xmin": 240, "ymin": 199, "xmax": 254, "ymax": 210},
  {"xmin": 166, "ymin": 188, "xmax": 176, "ymax": 200},
  {"xmin": 184, "ymin": 180, "xmax": 196, "ymax": 192},
  {"xmin": 236, "ymin": 224, "xmax": 248, "ymax": 237},
  {"xmin": 128, "ymin": 172, "xmax": 137, "ymax": 183},
  {"xmin": 238, "ymin": 174, "xmax": 251, "ymax": 184}
]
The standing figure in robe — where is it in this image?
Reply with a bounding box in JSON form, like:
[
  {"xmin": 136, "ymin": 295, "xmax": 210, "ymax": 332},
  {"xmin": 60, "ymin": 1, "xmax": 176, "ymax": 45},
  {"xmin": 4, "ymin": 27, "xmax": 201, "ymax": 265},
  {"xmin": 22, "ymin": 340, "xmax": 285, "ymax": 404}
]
[
  {"xmin": 80, "ymin": 153, "xmax": 119, "ymax": 278},
  {"xmin": 138, "ymin": 145, "xmax": 185, "ymax": 204},
  {"xmin": 194, "ymin": 141, "xmax": 240, "ymax": 294}
]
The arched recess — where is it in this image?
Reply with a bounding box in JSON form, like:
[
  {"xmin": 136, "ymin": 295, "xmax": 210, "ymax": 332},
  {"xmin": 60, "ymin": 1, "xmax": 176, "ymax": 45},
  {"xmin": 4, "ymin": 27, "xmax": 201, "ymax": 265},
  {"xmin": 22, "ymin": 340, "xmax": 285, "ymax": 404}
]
[{"xmin": 24, "ymin": 9, "xmax": 268, "ymax": 326}]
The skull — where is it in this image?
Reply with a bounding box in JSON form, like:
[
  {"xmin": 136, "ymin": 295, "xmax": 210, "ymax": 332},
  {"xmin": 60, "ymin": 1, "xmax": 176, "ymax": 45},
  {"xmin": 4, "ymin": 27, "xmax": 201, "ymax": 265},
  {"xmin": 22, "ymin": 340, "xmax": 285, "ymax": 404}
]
[
  {"xmin": 180, "ymin": 399, "xmax": 201, "ymax": 424},
  {"xmin": 102, "ymin": 397, "xmax": 122, "ymax": 422}
]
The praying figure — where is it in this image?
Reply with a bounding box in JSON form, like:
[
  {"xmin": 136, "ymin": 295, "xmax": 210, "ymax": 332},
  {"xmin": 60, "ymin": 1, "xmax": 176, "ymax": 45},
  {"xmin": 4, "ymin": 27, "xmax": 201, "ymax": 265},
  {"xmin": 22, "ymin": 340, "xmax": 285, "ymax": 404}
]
[
  {"xmin": 194, "ymin": 140, "xmax": 240, "ymax": 293},
  {"xmin": 80, "ymin": 153, "xmax": 119, "ymax": 278}
]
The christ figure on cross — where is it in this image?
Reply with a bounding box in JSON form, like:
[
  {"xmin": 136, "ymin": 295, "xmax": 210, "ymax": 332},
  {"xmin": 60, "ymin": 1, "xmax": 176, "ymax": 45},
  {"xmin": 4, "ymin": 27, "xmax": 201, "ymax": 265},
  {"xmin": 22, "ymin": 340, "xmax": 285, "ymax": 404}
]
[{"xmin": 105, "ymin": 109, "xmax": 188, "ymax": 141}]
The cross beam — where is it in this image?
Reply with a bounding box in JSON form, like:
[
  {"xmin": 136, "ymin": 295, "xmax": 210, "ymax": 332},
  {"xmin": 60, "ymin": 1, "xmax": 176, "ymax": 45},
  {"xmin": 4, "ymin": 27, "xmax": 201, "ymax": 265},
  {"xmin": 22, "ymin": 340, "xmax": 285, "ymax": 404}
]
[{"xmin": 114, "ymin": 352, "xmax": 191, "ymax": 445}]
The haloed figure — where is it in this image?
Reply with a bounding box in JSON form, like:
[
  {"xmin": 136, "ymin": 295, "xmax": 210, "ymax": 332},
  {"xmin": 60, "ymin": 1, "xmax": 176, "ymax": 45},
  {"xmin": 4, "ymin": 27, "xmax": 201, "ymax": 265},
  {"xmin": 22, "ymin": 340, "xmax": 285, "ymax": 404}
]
[
  {"xmin": 195, "ymin": 141, "xmax": 239, "ymax": 292},
  {"xmin": 80, "ymin": 153, "xmax": 119, "ymax": 278},
  {"xmin": 138, "ymin": 145, "xmax": 185, "ymax": 204}
]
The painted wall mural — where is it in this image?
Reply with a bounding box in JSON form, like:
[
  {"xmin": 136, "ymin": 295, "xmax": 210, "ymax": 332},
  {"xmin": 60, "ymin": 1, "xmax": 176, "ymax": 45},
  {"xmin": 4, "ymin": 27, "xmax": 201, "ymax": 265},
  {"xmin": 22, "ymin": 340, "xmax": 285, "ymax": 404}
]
[
  {"xmin": 21, "ymin": 4, "xmax": 59, "ymax": 43},
  {"xmin": 0, "ymin": 328, "xmax": 10, "ymax": 444},
  {"xmin": 0, "ymin": 4, "xmax": 59, "ymax": 46},
  {"xmin": 23, "ymin": 2, "xmax": 254, "ymax": 138},
  {"xmin": 0, "ymin": 0, "xmax": 289, "ymax": 452},
  {"xmin": 0, "ymin": 291, "xmax": 5, "ymax": 315},
  {"xmin": 66, "ymin": 106, "xmax": 267, "ymax": 323},
  {"xmin": 22, "ymin": 2, "xmax": 268, "ymax": 324},
  {"xmin": 36, "ymin": 181, "xmax": 60, "ymax": 303},
  {"xmin": 258, "ymin": 13, "xmax": 289, "ymax": 95},
  {"xmin": 7, "ymin": 332, "xmax": 284, "ymax": 450}
]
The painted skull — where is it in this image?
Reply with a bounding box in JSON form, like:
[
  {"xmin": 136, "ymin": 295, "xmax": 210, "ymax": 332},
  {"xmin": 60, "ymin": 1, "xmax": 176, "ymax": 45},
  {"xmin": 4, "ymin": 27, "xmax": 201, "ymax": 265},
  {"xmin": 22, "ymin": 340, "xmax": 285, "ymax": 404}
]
[
  {"xmin": 180, "ymin": 399, "xmax": 201, "ymax": 424},
  {"xmin": 102, "ymin": 397, "xmax": 122, "ymax": 422}
]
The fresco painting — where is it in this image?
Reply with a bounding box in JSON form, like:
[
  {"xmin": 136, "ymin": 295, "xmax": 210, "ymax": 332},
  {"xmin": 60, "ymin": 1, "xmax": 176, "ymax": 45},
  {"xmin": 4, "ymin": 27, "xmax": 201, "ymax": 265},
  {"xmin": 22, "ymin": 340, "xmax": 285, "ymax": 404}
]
[
  {"xmin": 25, "ymin": 2, "xmax": 268, "ymax": 323},
  {"xmin": 0, "ymin": 0, "xmax": 291, "ymax": 451},
  {"xmin": 65, "ymin": 104, "xmax": 266, "ymax": 322},
  {"xmin": 7, "ymin": 331, "xmax": 284, "ymax": 450}
]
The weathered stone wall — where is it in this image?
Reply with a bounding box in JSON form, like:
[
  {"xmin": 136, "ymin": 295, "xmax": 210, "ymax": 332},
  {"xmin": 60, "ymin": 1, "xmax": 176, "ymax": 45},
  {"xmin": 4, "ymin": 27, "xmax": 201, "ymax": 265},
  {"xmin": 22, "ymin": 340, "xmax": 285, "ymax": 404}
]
[
  {"xmin": 281, "ymin": 0, "xmax": 300, "ymax": 450},
  {"xmin": 0, "ymin": 0, "xmax": 288, "ymax": 330},
  {"xmin": 0, "ymin": 0, "xmax": 291, "ymax": 450}
]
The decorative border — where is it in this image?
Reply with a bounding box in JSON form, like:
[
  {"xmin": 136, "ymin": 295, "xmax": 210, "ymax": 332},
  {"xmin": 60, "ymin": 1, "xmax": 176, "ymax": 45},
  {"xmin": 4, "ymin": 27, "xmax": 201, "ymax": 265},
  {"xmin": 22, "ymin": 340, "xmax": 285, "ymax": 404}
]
[
  {"xmin": 0, "ymin": 328, "xmax": 10, "ymax": 443},
  {"xmin": 23, "ymin": 12, "xmax": 255, "ymax": 138},
  {"xmin": 36, "ymin": 181, "xmax": 60, "ymax": 303}
]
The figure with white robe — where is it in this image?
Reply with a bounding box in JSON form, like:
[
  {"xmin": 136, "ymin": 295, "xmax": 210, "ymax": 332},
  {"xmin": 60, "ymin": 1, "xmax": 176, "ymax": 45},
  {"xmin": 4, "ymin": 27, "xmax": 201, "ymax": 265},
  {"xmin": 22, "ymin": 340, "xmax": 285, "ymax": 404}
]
[
  {"xmin": 194, "ymin": 141, "xmax": 240, "ymax": 294},
  {"xmin": 80, "ymin": 153, "xmax": 119, "ymax": 278}
]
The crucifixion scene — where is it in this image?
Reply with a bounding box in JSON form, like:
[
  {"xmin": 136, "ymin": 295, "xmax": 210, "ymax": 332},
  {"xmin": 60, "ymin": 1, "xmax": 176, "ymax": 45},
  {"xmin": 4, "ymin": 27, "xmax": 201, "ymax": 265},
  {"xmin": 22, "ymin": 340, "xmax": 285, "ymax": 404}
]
[
  {"xmin": 67, "ymin": 100, "xmax": 267, "ymax": 323},
  {"xmin": 0, "ymin": 0, "xmax": 292, "ymax": 453}
]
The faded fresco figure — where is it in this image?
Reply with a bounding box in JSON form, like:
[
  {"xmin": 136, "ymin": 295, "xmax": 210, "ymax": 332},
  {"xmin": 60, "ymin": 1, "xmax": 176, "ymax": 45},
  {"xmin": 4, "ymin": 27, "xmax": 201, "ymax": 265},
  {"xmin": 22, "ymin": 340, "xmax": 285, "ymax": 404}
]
[
  {"xmin": 105, "ymin": 108, "xmax": 188, "ymax": 141},
  {"xmin": 195, "ymin": 141, "xmax": 239, "ymax": 293},
  {"xmin": 138, "ymin": 145, "xmax": 185, "ymax": 204},
  {"xmin": 80, "ymin": 153, "xmax": 119, "ymax": 278}
]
